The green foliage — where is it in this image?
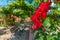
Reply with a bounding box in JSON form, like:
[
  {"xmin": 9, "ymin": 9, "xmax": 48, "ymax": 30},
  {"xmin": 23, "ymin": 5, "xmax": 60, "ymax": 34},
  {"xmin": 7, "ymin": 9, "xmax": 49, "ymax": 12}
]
[
  {"xmin": 43, "ymin": 17, "xmax": 51, "ymax": 27},
  {"xmin": 34, "ymin": 0, "xmax": 44, "ymax": 4},
  {"xmin": 53, "ymin": 10, "xmax": 60, "ymax": 15},
  {"xmin": 0, "ymin": 0, "xmax": 60, "ymax": 40},
  {"xmin": 34, "ymin": 1, "xmax": 60, "ymax": 40}
]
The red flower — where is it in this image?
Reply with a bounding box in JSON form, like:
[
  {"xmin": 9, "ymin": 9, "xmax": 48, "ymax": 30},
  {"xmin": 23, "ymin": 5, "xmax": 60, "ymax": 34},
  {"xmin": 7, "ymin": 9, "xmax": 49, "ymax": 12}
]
[
  {"xmin": 35, "ymin": 9, "xmax": 41, "ymax": 17},
  {"xmin": 39, "ymin": 2, "xmax": 51, "ymax": 12},
  {"xmin": 32, "ymin": 14, "xmax": 37, "ymax": 22},
  {"xmin": 32, "ymin": 21, "xmax": 43, "ymax": 30},
  {"xmin": 38, "ymin": 22, "xmax": 43, "ymax": 28},
  {"xmin": 32, "ymin": 9, "xmax": 41, "ymax": 23},
  {"xmin": 41, "ymin": 12, "xmax": 47, "ymax": 19},
  {"xmin": 32, "ymin": 25, "xmax": 38, "ymax": 30},
  {"xmin": 31, "ymin": 2, "xmax": 51, "ymax": 30}
]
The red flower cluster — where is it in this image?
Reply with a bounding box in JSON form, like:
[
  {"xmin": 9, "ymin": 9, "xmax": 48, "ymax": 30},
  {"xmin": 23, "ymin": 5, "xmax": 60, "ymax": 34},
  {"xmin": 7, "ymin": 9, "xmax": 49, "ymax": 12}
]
[{"xmin": 32, "ymin": 2, "xmax": 51, "ymax": 30}]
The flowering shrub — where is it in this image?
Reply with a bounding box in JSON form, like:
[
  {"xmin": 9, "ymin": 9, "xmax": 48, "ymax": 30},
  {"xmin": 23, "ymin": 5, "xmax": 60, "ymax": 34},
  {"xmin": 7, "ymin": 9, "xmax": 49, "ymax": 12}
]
[
  {"xmin": 32, "ymin": 2, "xmax": 51, "ymax": 30},
  {"xmin": 0, "ymin": 0, "xmax": 60, "ymax": 40}
]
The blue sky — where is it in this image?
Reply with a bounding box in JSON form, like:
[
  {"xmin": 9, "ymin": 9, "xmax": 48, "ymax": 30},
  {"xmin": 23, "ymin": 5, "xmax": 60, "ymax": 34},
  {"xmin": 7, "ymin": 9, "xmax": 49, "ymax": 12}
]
[
  {"xmin": 0, "ymin": 0, "xmax": 12, "ymax": 7},
  {"xmin": 0, "ymin": 0, "xmax": 30, "ymax": 7}
]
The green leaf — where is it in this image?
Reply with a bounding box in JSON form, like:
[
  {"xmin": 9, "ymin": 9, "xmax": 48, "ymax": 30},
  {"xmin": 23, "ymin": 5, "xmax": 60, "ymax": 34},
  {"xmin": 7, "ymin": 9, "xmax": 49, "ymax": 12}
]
[
  {"xmin": 44, "ymin": 0, "xmax": 49, "ymax": 2},
  {"xmin": 34, "ymin": 30, "xmax": 38, "ymax": 37},
  {"xmin": 43, "ymin": 17, "xmax": 51, "ymax": 27},
  {"xmin": 54, "ymin": 10, "xmax": 60, "ymax": 15},
  {"xmin": 0, "ymin": 8, "xmax": 3, "ymax": 12},
  {"xmin": 47, "ymin": 36, "xmax": 55, "ymax": 40},
  {"xmin": 34, "ymin": 0, "xmax": 43, "ymax": 4},
  {"xmin": 51, "ymin": 24, "xmax": 58, "ymax": 31},
  {"xmin": 39, "ymin": 35, "xmax": 44, "ymax": 40},
  {"xmin": 56, "ymin": 3, "xmax": 60, "ymax": 8}
]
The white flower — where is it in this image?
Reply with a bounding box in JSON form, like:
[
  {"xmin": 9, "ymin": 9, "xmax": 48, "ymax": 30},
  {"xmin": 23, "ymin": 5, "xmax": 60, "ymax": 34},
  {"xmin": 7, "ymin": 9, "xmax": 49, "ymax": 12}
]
[
  {"xmin": 47, "ymin": 10, "xmax": 53, "ymax": 14},
  {"xmin": 51, "ymin": 2, "xmax": 56, "ymax": 7}
]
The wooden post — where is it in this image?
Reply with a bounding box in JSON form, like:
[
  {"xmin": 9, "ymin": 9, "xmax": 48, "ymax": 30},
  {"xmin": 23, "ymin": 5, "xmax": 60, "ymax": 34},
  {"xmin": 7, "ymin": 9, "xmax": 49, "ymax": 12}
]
[{"xmin": 29, "ymin": 27, "xmax": 34, "ymax": 40}]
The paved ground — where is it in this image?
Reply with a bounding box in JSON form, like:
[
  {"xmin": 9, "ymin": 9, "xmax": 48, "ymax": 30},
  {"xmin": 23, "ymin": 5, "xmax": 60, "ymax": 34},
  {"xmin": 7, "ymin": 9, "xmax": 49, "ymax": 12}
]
[
  {"xmin": 0, "ymin": 27, "xmax": 14, "ymax": 40},
  {"xmin": 0, "ymin": 27, "xmax": 29, "ymax": 40}
]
